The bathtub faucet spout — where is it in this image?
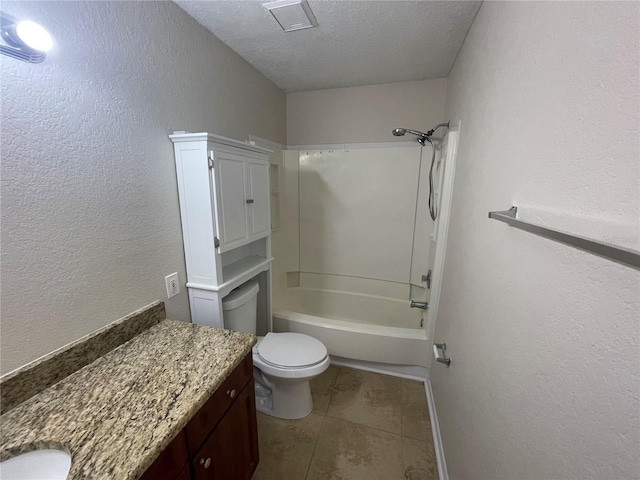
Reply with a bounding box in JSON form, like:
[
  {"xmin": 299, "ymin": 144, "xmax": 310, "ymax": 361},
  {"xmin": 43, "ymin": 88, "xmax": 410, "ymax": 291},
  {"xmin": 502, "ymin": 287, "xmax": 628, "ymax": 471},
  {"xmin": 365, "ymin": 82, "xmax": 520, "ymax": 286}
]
[{"xmin": 410, "ymin": 300, "xmax": 429, "ymax": 310}]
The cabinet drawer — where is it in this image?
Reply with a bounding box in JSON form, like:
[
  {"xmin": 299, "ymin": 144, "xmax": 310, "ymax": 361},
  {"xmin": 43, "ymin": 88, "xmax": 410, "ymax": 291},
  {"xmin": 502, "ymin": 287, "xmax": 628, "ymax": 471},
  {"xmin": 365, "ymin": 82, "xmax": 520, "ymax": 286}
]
[
  {"xmin": 186, "ymin": 353, "xmax": 253, "ymax": 454},
  {"xmin": 139, "ymin": 430, "xmax": 188, "ymax": 480}
]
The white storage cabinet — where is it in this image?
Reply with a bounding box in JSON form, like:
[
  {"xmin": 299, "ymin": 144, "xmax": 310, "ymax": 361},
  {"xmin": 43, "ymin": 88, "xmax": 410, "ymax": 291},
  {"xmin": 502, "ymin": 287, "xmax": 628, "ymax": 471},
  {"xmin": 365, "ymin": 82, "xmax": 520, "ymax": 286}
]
[{"xmin": 170, "ymin": 132, "xmax": 273, "ymax": 329}]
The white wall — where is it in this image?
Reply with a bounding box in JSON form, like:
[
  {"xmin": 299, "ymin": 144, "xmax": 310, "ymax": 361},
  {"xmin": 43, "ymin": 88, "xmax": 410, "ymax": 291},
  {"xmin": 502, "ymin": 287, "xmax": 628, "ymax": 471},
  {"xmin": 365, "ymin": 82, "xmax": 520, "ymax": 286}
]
[
  {"xmin": 431, "ymin": 2, "xmax": 640, "ymax": 479},
  {"xmin": 0, "ymin": 1, "xmax": 286, "ymax": 375},
  {"xmin": 287, "ymin": 79, "xmax": 446, "ymax": 146}
]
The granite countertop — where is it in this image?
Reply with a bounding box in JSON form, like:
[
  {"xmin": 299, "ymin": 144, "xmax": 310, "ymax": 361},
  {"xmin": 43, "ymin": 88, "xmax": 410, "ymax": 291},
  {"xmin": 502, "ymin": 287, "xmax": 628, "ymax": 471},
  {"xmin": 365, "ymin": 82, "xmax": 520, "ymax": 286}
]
[{"xmin": 0, "ymin": 320, "xmax": 256, "ymax": 479}]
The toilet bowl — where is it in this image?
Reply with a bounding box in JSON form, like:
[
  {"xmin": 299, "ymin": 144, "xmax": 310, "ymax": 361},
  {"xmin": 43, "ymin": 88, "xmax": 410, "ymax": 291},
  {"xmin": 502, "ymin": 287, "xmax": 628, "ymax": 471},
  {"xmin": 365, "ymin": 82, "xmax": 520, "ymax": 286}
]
[
  {"xmin": 252, "ymin": 332, "xmax": 330, "ymax": 419},
  {"xmin": 222, "ymin": 281, "xmax": 330, "ymax": 420}
]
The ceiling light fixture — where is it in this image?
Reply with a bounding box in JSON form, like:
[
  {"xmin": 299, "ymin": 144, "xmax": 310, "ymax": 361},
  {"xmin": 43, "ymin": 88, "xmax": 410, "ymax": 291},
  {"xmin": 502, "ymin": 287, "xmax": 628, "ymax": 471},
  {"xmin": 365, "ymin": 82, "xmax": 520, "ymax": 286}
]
[
  {"xmin": 0, "ymin": 13, "xmax": 53, "ymax": 63},
  {"xmin": 263, "ymin": 0, "xmax": 318, "ymax": 32}
]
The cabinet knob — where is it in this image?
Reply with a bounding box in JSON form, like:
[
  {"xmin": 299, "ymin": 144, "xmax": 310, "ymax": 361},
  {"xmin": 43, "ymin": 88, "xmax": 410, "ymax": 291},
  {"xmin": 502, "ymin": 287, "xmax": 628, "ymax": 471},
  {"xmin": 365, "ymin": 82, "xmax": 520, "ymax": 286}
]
[
  {"xmin": 226, "ymin": 388, "xmax": 237, "ymax": 399},
  {"xmin": 246, "ymin": 199, "xmax": 254, "ymax": 204},
  {"xmin": 200, "ymin": 457, "xmax": 212, "ymax": 469}
]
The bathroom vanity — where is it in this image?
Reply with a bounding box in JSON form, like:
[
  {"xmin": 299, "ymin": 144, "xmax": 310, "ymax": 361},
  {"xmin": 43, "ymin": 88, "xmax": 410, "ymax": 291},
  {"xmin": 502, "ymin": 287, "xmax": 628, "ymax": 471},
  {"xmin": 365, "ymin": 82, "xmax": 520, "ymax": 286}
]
[
  {"xmin": 0, "ymin": 303, "xmax": 259, "ymax": 480},
  {"xmin": 140, "ymin": 354, "xmax": 258, "ymax": 480}
]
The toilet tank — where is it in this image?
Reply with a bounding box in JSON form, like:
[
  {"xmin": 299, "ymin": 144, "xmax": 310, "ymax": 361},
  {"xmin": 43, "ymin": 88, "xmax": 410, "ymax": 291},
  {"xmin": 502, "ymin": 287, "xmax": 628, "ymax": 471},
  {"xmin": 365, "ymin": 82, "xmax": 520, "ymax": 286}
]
[{"xmin": 222, "ymin": 280, "xmax": 260, "ymax": 334}]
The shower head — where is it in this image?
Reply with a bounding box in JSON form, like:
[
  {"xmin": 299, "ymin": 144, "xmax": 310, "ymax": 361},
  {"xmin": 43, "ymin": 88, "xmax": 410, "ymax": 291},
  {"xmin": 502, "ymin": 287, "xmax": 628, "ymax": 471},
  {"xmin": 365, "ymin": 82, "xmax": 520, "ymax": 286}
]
[
  {"xmin": 392, "ymin": 128, "xmax": 428, "ymax": 138},
  {"xmin": 392, "ymin": 122, "xmax": 450, "ymax": 145},
  {"xmin": 392, "ymin": 127, "xmax": 430, "ymax": 146}
]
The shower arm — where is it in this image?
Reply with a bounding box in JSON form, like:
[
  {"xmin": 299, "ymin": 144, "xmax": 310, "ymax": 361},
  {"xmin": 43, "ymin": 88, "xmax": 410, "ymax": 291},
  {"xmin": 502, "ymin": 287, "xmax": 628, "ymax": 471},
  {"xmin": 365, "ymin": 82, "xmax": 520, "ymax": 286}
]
[
  {"xmin": 425, "ymin": 122, "xmax": 450, "ymax": 138},
  {"xmin": 401, "ymin": 128, "xmax": 431, "ymax": 138}
]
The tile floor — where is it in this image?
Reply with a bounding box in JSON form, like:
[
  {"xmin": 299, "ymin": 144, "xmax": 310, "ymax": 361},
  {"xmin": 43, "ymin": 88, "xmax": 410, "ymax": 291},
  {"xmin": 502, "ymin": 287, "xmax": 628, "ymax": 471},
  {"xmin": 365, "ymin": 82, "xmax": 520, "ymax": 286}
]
[{"xmin": 252, "ymin": 366, "xmax": 438, "ymax": 480}]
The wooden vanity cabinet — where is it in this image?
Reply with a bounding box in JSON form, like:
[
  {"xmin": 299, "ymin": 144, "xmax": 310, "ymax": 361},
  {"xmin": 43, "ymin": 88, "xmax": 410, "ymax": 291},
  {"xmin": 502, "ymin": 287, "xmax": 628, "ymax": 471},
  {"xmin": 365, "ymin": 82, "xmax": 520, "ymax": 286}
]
[
  {"xmin": 140, "ymin": 354, "xmax": 258, "ymax": 480},
  {"xmin": 139, "ymin": 430, "xmax": 188, "ymax": 480},
  {"xmin": 191, "ymin": 381, "xmax": 259, "ymax": 480}
]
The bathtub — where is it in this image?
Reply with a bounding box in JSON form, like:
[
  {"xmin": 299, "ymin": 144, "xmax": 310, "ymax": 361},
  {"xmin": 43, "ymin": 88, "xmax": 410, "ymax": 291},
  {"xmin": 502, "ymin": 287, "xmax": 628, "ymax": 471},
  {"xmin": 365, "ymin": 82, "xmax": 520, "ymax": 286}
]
[{"xmin": 272, "ymin": 286, "xmax": 430, "ymax": 367}]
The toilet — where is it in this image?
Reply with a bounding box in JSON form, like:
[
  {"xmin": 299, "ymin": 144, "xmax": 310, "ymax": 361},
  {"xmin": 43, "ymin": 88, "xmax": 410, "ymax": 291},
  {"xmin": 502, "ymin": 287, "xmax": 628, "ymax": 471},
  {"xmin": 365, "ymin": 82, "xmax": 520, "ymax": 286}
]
[{"xmin": 222, "ymin": 280, "xmax": 330, "ymax": 420}]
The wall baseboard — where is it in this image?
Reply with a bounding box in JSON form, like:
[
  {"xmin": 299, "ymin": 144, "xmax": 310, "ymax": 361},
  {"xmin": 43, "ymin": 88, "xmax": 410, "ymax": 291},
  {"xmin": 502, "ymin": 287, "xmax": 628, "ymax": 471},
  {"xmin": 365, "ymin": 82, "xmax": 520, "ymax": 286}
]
[{"xmin": 425, "ymin": 379, "xmax": 449, "ymax": 480}]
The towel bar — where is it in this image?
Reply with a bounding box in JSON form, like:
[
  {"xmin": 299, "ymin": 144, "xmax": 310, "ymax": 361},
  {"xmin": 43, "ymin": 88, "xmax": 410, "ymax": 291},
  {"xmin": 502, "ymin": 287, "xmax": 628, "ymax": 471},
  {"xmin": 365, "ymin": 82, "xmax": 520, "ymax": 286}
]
[{"xmin": 488, "ymin": 206, "xmax": 640, "ymax": 270}]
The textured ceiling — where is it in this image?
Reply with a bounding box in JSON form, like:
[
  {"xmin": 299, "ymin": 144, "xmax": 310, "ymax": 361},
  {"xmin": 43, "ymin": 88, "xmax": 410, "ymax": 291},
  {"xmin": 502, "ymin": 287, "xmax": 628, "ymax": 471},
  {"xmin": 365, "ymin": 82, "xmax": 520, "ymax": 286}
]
[{"xmin": 174, "ymin": 1, "xmax": 482, "ymax": 92}]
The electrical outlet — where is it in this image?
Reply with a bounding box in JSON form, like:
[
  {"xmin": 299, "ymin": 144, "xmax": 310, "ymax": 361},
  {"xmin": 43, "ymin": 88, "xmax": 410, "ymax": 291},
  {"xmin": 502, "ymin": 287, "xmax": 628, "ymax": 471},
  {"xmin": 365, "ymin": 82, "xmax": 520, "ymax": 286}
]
[{"xmin": 165, "ymin": 272, "xmax": 180, "ymax": 298}]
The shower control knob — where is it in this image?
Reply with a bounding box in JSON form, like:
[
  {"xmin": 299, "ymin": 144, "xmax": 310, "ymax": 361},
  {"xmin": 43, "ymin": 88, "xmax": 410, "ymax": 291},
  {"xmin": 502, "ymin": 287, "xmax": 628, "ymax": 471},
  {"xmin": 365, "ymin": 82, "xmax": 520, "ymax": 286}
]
[{"xmin": 410, "ymin": 300, "xmax": 429, "ymax": 310}]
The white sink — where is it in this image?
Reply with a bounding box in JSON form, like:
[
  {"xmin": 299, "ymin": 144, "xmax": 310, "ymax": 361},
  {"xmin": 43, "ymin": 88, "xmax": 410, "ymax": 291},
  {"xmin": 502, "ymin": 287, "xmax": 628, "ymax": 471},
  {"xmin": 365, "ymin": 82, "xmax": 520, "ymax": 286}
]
[{"xmin": 0, "ymin": 449, "xmax": 71, "ymax": 480}]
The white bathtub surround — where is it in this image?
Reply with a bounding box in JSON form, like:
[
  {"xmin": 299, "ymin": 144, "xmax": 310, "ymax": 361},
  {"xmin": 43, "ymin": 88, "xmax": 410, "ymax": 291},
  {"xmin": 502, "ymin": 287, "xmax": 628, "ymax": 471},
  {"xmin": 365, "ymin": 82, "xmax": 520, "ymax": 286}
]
[
  {"xmin": 270, "ymin": 151, "xmax": 301, "ymax": 282},
  {"xmin": 272, "ymin": 129, "xmax": 459, "ymax": 370},
  {"xmin": 298, "ymin": 147, "xmax": 429, "ymax": 284},
  {"xmin": 295, "ymin": 272, "xmax": 410, "ymax": 299},
  {"xmin": 432, "ymin": 2, "xmax": 640, "ymax": 478}
]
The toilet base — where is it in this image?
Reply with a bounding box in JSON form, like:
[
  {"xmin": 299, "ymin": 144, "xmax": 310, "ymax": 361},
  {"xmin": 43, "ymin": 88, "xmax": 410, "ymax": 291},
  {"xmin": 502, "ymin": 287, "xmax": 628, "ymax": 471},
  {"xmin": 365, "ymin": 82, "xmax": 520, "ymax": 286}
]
[{"xmin": 254, "ymin": 377, "xmax": 314, "ymax": 420}]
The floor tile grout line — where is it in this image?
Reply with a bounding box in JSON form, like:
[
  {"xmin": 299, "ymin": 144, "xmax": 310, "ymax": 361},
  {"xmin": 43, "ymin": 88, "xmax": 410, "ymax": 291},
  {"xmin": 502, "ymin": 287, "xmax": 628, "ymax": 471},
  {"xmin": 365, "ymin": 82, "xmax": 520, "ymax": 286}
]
[
  {"xmin": 304, "ymin": 412, "xmax": 326, "ymax": 480},
  {"xmin": 304, "ymin": 366, "xmax": 340, "ymax": 479},
  {"xmin": 321, "ymin": 413, "xmax": 434, "ymax": 447},
  {"xmin": 321, "ymin": 365, "xmax": 433, "ymax": 442},
  {"xmin": 323, "ymin": 410, "xmax": 404, "ymax": 437},
  {"xmin": 256, "ymin": 366, "xmax": 435, "ymax": 480}
]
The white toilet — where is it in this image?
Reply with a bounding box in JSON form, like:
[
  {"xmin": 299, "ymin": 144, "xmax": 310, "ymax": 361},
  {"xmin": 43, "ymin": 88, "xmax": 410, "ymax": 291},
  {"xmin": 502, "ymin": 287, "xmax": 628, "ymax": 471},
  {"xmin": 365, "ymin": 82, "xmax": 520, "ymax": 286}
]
[{"xmin": 222, "ymin": 280, "xmax": 330, "ymax": 420}]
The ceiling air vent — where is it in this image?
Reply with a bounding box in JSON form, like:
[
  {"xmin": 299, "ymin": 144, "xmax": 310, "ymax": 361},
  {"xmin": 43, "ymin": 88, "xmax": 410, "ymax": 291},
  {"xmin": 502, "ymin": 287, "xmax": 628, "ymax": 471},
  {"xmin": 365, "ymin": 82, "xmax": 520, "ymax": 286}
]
[{"xmin": 263, "ymin": 0, "xmax": 318, "ymax": 32}]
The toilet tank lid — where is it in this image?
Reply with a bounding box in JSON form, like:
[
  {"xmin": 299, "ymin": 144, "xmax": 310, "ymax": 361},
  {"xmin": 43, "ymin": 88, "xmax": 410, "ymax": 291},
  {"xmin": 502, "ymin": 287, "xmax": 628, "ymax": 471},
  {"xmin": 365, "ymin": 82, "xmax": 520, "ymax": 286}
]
[{"xmin": 222, "ymin": 281, "xmax": 260, "ymax": 310}]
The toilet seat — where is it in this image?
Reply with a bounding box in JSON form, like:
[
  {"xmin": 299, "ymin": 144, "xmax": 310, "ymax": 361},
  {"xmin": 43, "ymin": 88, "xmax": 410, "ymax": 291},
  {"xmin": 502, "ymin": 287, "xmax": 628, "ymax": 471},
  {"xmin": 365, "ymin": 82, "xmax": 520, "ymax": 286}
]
[
  {"xmin": 252, "ymin": 332, "xmax": 330, "ymax": 379},
  {"xmin": 257, "ymin": 332, "xmax": 327, "ymax": 368}
]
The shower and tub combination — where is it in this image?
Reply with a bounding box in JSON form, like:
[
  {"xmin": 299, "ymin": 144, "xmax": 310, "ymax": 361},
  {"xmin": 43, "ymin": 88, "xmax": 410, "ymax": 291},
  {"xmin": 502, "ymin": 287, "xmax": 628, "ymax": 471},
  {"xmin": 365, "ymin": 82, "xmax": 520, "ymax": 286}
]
[{"xmin": 272, "ymin": 122, "xmax": 451, "ymax": 373}]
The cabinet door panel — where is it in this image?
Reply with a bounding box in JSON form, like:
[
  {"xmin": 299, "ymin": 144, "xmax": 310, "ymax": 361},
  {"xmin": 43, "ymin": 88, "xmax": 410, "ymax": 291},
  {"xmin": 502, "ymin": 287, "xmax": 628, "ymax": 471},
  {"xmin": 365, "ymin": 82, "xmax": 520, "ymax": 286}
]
[
  {"xmin": 139, "ymin": 430, "xmax": 188, "ymax": 480},
  {"xmin": 212, "ymin": 153, "xmax": 249, "ymax": 252},
  {"xmin": 192, "ymin": 382, "xmax": 259, "ymax": 480},
  {"xmin": 247, "ymin": 161, "xmax": 271, "ymax": 239},
  {"xmin": 186, "ymin": 354, "xmax": 253, "ymax": 455},
  {"xmin": 175, "ymin": 466, "xmax": 191, "ymax": 480}
]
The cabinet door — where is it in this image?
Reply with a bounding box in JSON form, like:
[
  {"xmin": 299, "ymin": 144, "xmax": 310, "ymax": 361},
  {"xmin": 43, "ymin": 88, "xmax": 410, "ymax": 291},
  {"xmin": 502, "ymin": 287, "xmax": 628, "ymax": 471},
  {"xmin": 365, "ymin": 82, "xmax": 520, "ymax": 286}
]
[
  {"xmin": 139, "ymin": 430, "xmax": 188, "ymax": 480},
  {"xmin": 186, "ymin": 354, "xmax": 253, "ymax": 454},
  {"xmin": 212, "ymin": 152, "xmax": 250, "ymax": 252},
  {"xmin": 192, "ymin": 382, "xmax": 259, "ymax": 480},
  {"xmin": 246, "ymin": 160, "xmax": 271, "ymax": 239}
]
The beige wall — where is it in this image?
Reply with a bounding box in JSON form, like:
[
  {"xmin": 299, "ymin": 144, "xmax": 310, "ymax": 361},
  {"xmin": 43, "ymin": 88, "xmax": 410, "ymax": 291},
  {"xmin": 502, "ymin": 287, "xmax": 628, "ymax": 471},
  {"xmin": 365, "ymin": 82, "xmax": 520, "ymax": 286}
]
[
  {"xmin": 287, "ymin": 79, "xmax": 446, "ymax": 146},
  {"xmin": 0, "ymin": 1, "xmax": 286, "ymax": 375},
  {"xmin": 433, "ymin": 2, "xmax": 639, "ymax": 478}
]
